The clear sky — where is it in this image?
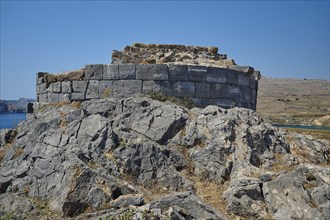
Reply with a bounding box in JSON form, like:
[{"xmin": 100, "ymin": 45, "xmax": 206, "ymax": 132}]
[{"xmin": 1, "ymin": 0, "xmax": 329, "ymax": 100}]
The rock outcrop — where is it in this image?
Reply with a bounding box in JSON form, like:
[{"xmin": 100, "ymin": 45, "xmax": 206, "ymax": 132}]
[{"xmin": 0, "ymin": 97, "xmax": 329, "ymax": 219}]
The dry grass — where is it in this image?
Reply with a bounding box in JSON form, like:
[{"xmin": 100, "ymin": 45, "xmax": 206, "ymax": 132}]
[
  {"xmin": 189, "ymin": 175, "xmax": 229, "ymax": 215},
  {"xmin": 149, "ymin": 91, "xmax": 195, "ymax": 109},
  {"xmin": 13, "ymin": 148, "xmax": 24, "ymax": 159},
  {"xmin": 0, "ymin": 148, "xmax": 6, "ymax": 163},
  {"xmin": 104, "ymin": 151, "xmax": 117, "ymax": 162},
  {"xmin": 101, "ymin": 88, "xmax": 112, "ymax": 99},
  {"xmin": 270, "ymin": 153, "xmax": 297, "ymax": 173},
  {"xmin": 70, "ymin": 101, "xmax": 81, "ymax": 109},
  {"xmin": 284, "ymin": 127, "xmax": 330, "ymax": 141},
  {"xmin": 59, "ymin": 111, "xmax": 67, "ymax": 128},
  {"xmin": 87, "ymin": 160, "xmax": 98, "ymax": 169}
]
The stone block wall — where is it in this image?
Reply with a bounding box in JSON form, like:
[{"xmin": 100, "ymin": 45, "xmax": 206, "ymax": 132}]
[{"xmin": 36, "ymin": 64, "xmax": 259, "ymax": 110}]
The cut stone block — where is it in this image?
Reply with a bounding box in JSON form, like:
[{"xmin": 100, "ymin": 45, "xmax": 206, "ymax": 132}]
[
  {"xmin": 206, "ymin": 67, "xmax": 227, "ymax": 83},
  {"xmin": 168, "ymin": 64, "xmax": 188, "ymax": 81},
  {"xmin": 48, "ymin": 82, "xmax": 61, "ymax": 93},
  {"xmin": 36, "ymin": 72, "xmax": 47, "ymax": 84},
  {"xmin": 229, "ymin": 65, "xmax": 254, "ymax": 74},
  {"xmin": 103, "ymin": 64, "xmax": 119, "ymax": 80},
  {"xmin": 142, "ymin": 81, "xmax": 162, "ymax": 95},
  {"xmin": 210, "ymin": 84, "xmax": 229, "ymax": 99},
  {"xmin": 136, "ymin": 64, "xmax": 168, "ymax": 80},
  {"xmin": 195, "ymin": 82, "xmax": 210, "ymax": 98},
  {"xmin": 172, "ymin": 81, "xmax": 195, "ymax": 98},
  {"xmin": 71, "ymin": 93, "xmax": 85, "ymax": 100},
  {"xmin": 188, "ymin": 66, "xmax": 207, "ymax": 82},
  {"xmin": 72, "ymin": 81, "xmax": 88, "ymax": 93},
  {"xmin": 238, "ymin": 73, "xmax": 250, "ymax": 87},
  {"xmin": 240, "ymin": 86, "xmax": 251, "ymax": 103},
  {"xmin": 113, "ymin": 80, "xmax": 142, "ymax": 97},
  {"xmin": 226, "ymin": 70, "xmax": 239, "ymax": 85},
  {"xmin": 118, "ymin": 64, "xmax": 136, "ymax": 79},
  {"xmin": 249, "ymin": 75, "xmax": 257, "ymax": 89},
  {"xmin": 49, "ymin": 93, "xmax": 58, "ymax": 102},
  {"xmin": 85, "ymin": 64, "xmax": 103, "ymax": 80},
  {"xmin": 99, "ymin": 81, "xmax": 113, "ymax": 98},
  {"xmin": 86, "ymin": 80, "xmax": 99, "ymax": 99},
  {"xmin": 38, "ymin": 94, "xmax": 48, "ymax": 103},
  {"xmin": 61, "ymin": 81, "xmax": 71, "ymax": 93},
  {"xmin": 38, "ymin": 83, "xmax": 47, "ymax": 94}
]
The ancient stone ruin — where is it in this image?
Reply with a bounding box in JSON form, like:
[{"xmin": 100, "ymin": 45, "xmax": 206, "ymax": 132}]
[{"xmin": 36, "ymin": 43, "xmax": 260, "ymax": 110}]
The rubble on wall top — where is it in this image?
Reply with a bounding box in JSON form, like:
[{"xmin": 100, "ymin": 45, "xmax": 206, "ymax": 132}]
[{"xmin": 112, "ymin": 43, "xmax": 237, "ymax": 68}]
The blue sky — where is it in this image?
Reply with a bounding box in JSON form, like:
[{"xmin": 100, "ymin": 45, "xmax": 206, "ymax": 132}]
[{"xmin": 1, "ymin": 0, "xmax": 329, "ymax": 100}]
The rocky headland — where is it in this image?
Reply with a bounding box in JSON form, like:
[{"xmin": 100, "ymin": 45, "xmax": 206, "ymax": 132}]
[
  {"xmin": 0, "ymin": 98, "xmax": 35, "ymax": 113},
  {"xmin": 0, "ymin": 97, "xmax": 329, "ymax": 219}
]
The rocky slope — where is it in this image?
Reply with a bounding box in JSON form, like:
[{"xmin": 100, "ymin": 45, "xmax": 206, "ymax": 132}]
[{"xmin": 0, "ymin": 97, "xmax": 329, "ymax": 219}]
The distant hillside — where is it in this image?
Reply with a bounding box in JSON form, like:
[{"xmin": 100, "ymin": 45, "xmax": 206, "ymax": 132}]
[
  {"xmin": 0, "ymin": 98, "xmax": 35, "ymax": 113},
  {"xmin": 257, "ymin": 76, "xmax": 330, "ymax": 126}
]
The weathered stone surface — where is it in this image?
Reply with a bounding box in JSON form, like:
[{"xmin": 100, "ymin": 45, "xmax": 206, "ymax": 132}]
[
  {"xmin": 61, "ymin": 81, "xmax": 72, "ymax": 93},
  {"xmin": 36, "ymin": 72, "xmax": 47, "ymax": 84},
  {"xmin": 167, "ymin": 64, "xmax": 188, "ymax": 81},
  {"xmin": 118, "ymin": 64, "xmax": 136, "ymax": 79},
  {"xmin": 48, "ymin": 82, "xmax": 61, "ymax": 93},
  {"xmin": 110, "ymin": 194, "xmax": 144, "ymax": 208},
  {"xmin": 226, "ymin": 70, "xmax": 239, "ymax": 85},
  {"xmin": 99, "ymin": 81, "xmax": 113, "ymax": 99},
  {"xmin": 263, "ymin": 166, "xmax": 329, "ymax": 220},
  {"xmin": 38, "ymin": 94, "xmax": 48, "ymax": 102},
  {"xmin": 136, "ymin": 64, "xmax": 168, "ymax": 80},
  {"xmin": 195, "ymin": 82, "xmax": 211, "ymax": 98},
  {"xmin": 172, "ymin": 81, "xmax": 195, "ymax": 98},
  {"xmin": 103, "ymin": 64, "xmax": 119, "ymax": 80},
  {"xmin": 72, "ymin": 81, "xmax": 88, "ymax": 93},
  {"xmin": 86, "ymin": 80, "xmax": 99, "ymax": 99},
  {"xmin": 148, "ymin": 192, "xmax": 228, "ymax": 220},
  {"xmin": 71, "ymin": 93, "xmax": 85, "ymax": 100},
  {"xmin": 113, "ymin": 80, "xmax": 142, "ymax": 97},
  {"xmin": 206, "ymin": 67, "xmax": 227, "ymax": 83},
  {"xmin": 142, "ymin": 80, "xmax": 161, "ymax": 95},
  {"xmin": 85, "ymin": 64, "xmax": 103, "ymax": 80},
  {"xmin": 223, "ymin": 177, "xmax": 268, "ymax": 219},
  {"xmin": 229, "ymin": 65, "xmax": 254, "ymax": 74},
  {"xmin": 48, "ymin": 93, "xmax": 70, "ymax": 102},
  {"xmin": 188, "ymin": 65, "xmax": 207, "ymax": 82},
  {"xmin": 238, "ymin": 73, "xmax": 250, "ymax": 86},
  {"xmin": 38, "ymin": 83, "xmax": 47, "ymax": 94},
  {"xmin": 2, "ymin": 97, "xmax": 326, "ymax": 220},
  {"xmin": 210, "ymin": 84, "xmax": 229, "ymax": 99}
]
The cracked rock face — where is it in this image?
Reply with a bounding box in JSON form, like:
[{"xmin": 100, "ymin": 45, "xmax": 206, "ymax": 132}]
[{"xmin": 0, "ymin": 97, "xmax": 329, "ymax": 219}]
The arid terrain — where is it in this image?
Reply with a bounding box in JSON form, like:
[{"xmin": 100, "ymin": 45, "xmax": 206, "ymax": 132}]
[{"xmin": 257, "ymin": 76, "xmax": 330, "ymax": 140}]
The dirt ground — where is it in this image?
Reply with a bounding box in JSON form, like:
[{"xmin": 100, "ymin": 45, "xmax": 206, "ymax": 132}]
[{"xmin": 257, "ymin": 76, "xmax": 330, "ymax": 140}]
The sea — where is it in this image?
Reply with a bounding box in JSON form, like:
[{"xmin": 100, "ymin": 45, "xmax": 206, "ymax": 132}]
[{"xmin": 0, "ymin": 113, "xmax": 26, "ymax": 129}]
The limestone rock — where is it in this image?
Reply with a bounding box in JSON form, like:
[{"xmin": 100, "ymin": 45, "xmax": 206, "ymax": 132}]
[{"xmin": 0, "ymin": 97, "xmax": 329, "ymax": 219}]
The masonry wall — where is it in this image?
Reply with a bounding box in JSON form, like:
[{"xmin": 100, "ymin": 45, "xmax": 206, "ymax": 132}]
[{"xmin": 36, "ymin": 64, "xmax": 258, "ymax": 110}]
